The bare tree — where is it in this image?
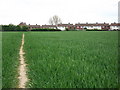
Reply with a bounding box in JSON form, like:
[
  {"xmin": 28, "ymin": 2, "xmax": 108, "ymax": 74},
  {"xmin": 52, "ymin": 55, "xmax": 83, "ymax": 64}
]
[
  {"xmin": 49, "ymin": 18, "xmax": 53, "ymax": 25},
  {"xmin": 49, "ymin": 15, "xmax": 62, "ymax": 29}
]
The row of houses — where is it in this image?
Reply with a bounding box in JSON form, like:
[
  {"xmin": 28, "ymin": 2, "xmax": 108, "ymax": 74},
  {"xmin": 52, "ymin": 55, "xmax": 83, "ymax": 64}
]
[{"xmin": 19, "ymin": 22, "xmax": 120, "ymax": 31}]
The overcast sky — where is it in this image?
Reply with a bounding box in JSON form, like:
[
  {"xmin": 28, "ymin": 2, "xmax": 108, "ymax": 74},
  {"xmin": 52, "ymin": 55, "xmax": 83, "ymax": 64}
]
[{"xmin": 0, "ymin": 0, "xmax": 119, "ymax": 25}]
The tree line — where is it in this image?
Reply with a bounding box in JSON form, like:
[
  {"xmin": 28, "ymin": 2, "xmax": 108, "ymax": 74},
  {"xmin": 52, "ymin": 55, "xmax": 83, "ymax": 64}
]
[{"xmin": 1, "ymin": 24, "xmax": 28, "ymax": 31}]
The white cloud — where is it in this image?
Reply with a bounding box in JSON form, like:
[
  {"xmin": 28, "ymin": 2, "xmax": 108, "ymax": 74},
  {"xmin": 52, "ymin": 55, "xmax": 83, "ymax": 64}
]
[{"xmin": 0, "ymin": 0, "xmax": 119, "ymax": 25}]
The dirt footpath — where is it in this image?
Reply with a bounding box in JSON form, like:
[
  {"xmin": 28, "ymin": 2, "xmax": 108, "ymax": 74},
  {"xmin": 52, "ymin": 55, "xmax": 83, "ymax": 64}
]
[{"xmin": 18, "ymin": 33, "xmax": 28, "ymax": 88}]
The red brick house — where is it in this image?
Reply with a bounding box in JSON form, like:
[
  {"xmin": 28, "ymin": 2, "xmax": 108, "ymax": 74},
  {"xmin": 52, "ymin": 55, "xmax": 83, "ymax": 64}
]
[
  {"xmin": 42, "ymin": 25, "xmax": 56, "ymax": 29},
  {"xmin": 28, "ymin": 24, "xmax": 41, "ymax": 30}
]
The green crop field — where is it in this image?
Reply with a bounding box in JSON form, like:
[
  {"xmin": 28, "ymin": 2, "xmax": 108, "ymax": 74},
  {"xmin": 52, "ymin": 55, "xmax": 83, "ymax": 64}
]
[
  {"xmin": 2, "ymin": 32, "xmax": 22, "ymax": 88},
  {"xmin": 24, "ymin": 31, "xmax": 118, "ymax": 88},
  {"xmin": 2, "ymin": 31, "xmax": 118, "ymax": 88}
]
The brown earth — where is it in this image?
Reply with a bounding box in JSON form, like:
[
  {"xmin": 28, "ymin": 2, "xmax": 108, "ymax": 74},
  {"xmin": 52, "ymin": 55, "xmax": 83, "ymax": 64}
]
[{"xmin": 18, "ymin": 33, "xmax": 28, "ymax": 88}]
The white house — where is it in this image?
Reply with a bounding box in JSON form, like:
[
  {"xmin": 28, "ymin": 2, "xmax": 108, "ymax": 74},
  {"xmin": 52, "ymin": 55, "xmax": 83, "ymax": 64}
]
[
  {"xmin": 110, "ymin": 23, "xmax": 119, "ymax": 30},
  {"xmin": 75, "ymin": 23, "xmax": 110, "ymax": 30},
  {"xmin": 57, "ymin": 26, "xmax": 66, "ymax": 31},
  {"xmin": 58, "ymin": 23, "xmax": 73, "ymax": 31}
]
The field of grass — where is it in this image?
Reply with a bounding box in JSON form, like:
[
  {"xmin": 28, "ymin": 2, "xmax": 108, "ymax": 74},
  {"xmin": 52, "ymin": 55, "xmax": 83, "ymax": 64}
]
[
  {"xmin": 2, "ymin": 32, "xmax": 22, "ymax": 88},
  {"xmin": 24, "ymin": 31, "xmax": 118, "ymax": 88}
]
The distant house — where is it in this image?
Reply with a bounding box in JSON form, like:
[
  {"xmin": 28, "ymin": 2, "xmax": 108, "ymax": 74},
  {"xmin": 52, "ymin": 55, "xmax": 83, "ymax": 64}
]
[
  {"xmin": 58, "ymin": 23, "xmax": 74, "ymax": 31},
  {"xmin": 42, "ymin": 25, "xmax": 56, "ymax": 29},
  {"xmin": 19, "ymin": 22, "xmax": 119, "ymax": 31},
  {"xmin": 75, "ymin": 22, "xmax": 110, "ymax": 30},
  {"xmin": 28, "ymin": 24, "xmax": 41, "ymax": 30},
  {"xmin": 110, "ymin": 23, "xmax": 119, "ymax": 30},
  {"xmin": 67, "ymin": 24, "xmax": 75, "ymax": 30},
  {"xmin": 19, "ymin": 22, "xmax": 27, "ymax": 28},
  {"xmin": 58, "ymin": 24, "xmax": 68, "ymax": 31}
]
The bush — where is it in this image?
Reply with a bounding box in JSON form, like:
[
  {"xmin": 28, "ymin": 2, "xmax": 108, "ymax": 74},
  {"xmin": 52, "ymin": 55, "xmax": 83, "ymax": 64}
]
[
  {"xmin": 31, "ymin": 28, "xmax": 61, "ymax": 31},
  {"xmin": 65, "ymin": 28, "xmax": 69, "ymax": 31},
  {"xmin": 86, "ymin": 29, "xmax": 109, "ymax": 31},
  {"xmin": 67, "ymin": 29, "xmax": 78, "ymax": 31}
]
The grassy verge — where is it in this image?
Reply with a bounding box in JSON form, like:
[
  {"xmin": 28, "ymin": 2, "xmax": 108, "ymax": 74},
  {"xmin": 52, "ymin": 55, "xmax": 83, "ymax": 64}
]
[
  {"xmin": 2, "ymin": 32, "xmax": 22, "ymax": 88},
  {"xmin": 24, "ymin": 31, "xmax": 118, "ymax": 88}
]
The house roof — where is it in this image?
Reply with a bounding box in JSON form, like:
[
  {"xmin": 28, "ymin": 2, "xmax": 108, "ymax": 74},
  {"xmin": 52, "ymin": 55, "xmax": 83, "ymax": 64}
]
[
  {"xmin": 75, "ymin": 23, "xmax": 109, "ymax": 26},
  {"xmin": 28, "ymin": 25, "xmax": 41, "ymax": 28},
  {"xmin": 111, "ymin": 23, "xmax": 120, "ymax": 26},
  {"xmin": 58, "ymin": 24, "xmax": 73, "ymax": 27},
  {"xmin": 19, "ymin": 22, "xmax": 27, "ymax": 26},
  {"xmin": 42, "ymin": 25, "xmax": 56, "ymax": 27}
]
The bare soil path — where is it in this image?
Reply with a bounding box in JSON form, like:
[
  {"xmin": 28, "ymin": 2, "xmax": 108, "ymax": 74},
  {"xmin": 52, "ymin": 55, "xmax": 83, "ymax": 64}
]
[{"xmin": 18, "ymin": 33, "xmax": 28, "ymax": 88}]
